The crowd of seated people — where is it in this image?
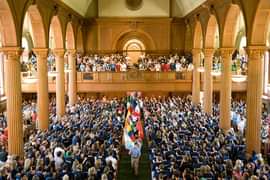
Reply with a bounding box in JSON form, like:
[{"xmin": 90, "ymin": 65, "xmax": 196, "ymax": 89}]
[
  {"xmin": 230, "ymin": 100, "xmax": 270, "ymax": 145},
  {"xmin": 21, "ymin": 51, "xmax": 37, "ymax": 74},
  {"xmin": 143, "ymin": 96, "xmax": 270, "ymax": 179},
  {"xmin": 231, "ymin": 100, "xmax": 246, "ymax": 135},
  {"xmin": 0, "ymin": 112, "xmax": 7, "ymax": 156},
  {"xmin": 76, "ymin": 54, "xmax": 129, "ymax": 72},
  {"xmin": 136, "ymin": 54, "xmax": 193, "ymax": 72},
  {"xmin": 20, "ymin": 50, "xmax": 248, "ymax": 77},
  {"xmin": 0, "ymin": 99, "xmax": 37, "ymax": 150},
  {"xmin": 206, "ymin": 55, "xmax": 247, "ymax": 75},
  {"xmin": 0, "ymin": 97, "xmax": 126, "ymax": 180},
  {"xmin": 21, "ymin": 52, "xmax": 60, "ymax": 76},
  {"xmin": 232, "ymin": 50, "xmax": 248, "ymax": 75},
  {"xmin": 76, "ymin": 53, "xmax": 194, "ymax": 72}
]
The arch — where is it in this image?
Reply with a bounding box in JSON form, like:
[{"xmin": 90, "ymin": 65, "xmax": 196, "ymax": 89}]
[
  {"xmin": 250, "ymin": 0, "xmax": 270, "ymax": 45},
  {"xmin": 185, "ymin": 24, "xmax": 193, "ymax": 51},
  {"xmin": 205, "ymin": 15, "xmax": 220, "ymax": 49},
  {"xmin": 76, "ymin": 26, "xmax": 84, "ymax": 53},
  {"xmin": 22, "ymin": 32, "xmax": 34, "ymax": 50},
  {"xmin": 235, "ymin": 29, "xmax": 246, "ymax": 49},
  {"xmin": 23, "ymin": 5, "xmax": 46, "ymax": 48},
  {"xmin": 193, "ymin": 20, "xmax": 203, "ymax": 49},
  {"xmin": 268, "ymin": 25, "xmax": 270, "ymax": 46},
  {"xmin": 123, "ymin": 39, "xmax": 145, "ymax": 52},
  {"xmin": 0, "ymin": 0, "xmax": 17, "ymax": 46},
  {"xmin": 65, "ymin": 22, "xmax": 75, "ymax": 50},
  {"xmin": 112, "ymin": 30, "xmax": 156, "ymax": 51},
  {"xmin": 49, "ymin": 16, "xmax": 64, "ymax": 49},
  {"xmin": 123, "ymin": 39, "xmax": 145, "ymax": 64},
  {"xmin": 222, "ymin": 4, "xmax": 246, "ymax": 48}
]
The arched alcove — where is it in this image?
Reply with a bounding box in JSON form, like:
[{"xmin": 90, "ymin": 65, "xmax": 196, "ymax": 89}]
[
  {"xmin": 123, "ymin": 39, "xmax": 145, "ymax": 64},
  {"xmin": 113, "ymin": 30, "xmax": 156, "ymax": 52},
  {"xmin": 0, "ymin": 0, "xmax": 17, "ymax": 96},
  {"xmin": 250, "ymin": 0, "xmax": 270, "ymax": 46},
  {"xmin": 193, "ymin": 21, "xmax": 203, "ymax": 49},
  {"xmin": 65, "ymin": 22, "xmax": 75, "ymax": 50},
  {"xmin": 76, "ymin": 27, "xmax": 84, "ymax": 53},
  {"xmin": 23, "ymin": 5, "xmax": 46, "ymax": 48},
  {"xmin": 205, "ymin": 15, "xmax": 220, "ymax": 49},
  {"xmin": 222, "ymin": 5, "xmax": 246, "ymax": 48},
  {"xmin": 0, "ymin": 0, "xmax": 17, "ymax": 46},
  {"xmin": 49, "ymin": 16, "xmax": 64, "ymax": 49}
]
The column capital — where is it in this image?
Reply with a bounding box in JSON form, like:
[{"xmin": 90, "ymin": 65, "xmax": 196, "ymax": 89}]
[
  {"xmin": 1, "ymin": 47, "xmax": 23, "ymax": 59},
  {"xmin": 219, "ymin": 48, "xmax": 234, "ymax": 58},
  {"xmin": 246, "ymin": 46, "xmax": 267, "ymax": 60},
  {"xmin": 67, "ymin": 49, "xmax": 76, "ymax": 55},
  {"xmin": 192, "ymin": 48, "xmax": 201, "ymax": 55},
  {"xmin": 52, "ymin": 48, "xmax": 65, "ymax": 57},
  {"xmin": 33, "ymin": 48, "xmax": 48, "ymax": 59},
  {"xmin": 204, "ymin": 48, "xmax": 215, "ymax": 58}
]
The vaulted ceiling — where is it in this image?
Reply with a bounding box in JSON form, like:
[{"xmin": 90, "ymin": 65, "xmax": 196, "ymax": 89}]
[
  {"xmin": 174, "ymin": 0, "xmax": 207, "ymax": 17},
  {"xmin": 61, "ymin": 0, "xmax": 206, "ymax": 17},
  {"xmin": 61, "ymin": 0, "xmax": 94, "ymax": 16}
]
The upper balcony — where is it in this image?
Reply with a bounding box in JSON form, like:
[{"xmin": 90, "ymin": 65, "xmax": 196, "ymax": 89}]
[{"xmin": 21, "ymin": 71, "xmax": 247, "ymax": 93}]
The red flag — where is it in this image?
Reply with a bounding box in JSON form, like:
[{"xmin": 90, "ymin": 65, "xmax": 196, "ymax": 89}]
[{"xmin": 136, "ymin": 120, "xmax": 144, "ymax": 139}]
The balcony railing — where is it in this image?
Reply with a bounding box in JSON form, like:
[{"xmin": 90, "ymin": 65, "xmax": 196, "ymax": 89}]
[
  {"xmin": 20, "ymin": 71, "xmax": 247, "ymax": 92},
  {"xmin": 21, "ymin": 71, "xmax": 193, "ymax": 83},
  {"xmin": 77, "ymin": 71, "xmax": 193, "ymax": 82}
]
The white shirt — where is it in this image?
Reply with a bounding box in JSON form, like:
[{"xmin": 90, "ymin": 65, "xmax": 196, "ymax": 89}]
[
  {"xmin": 54, "ymin": 147, "xmax": 65, "ymax": 158},
  {"xmin": 120, "ymin": 63, "xmax": 127, "ymax": 72},
  {"xmin": 54, "ymin": 147, "xmax": 65, "ymax": 169},
  {"xmin": 238, "ymin": 119, "xmax": 246, "ymax": 134},
  {"xmin": 175, "ymin": 63, "xmax": 181, "ymax": 72},
  {"xmin": 155, "ymin": 64, "xmax": 161, "ymax": 72},
  {"xmin": 105, "ymin": 156, "xmax": 117, "ymax": 170}
]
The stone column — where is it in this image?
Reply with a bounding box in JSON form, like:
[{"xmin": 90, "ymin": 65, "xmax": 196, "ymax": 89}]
[
  {"xmin": 192, "ymin": 48, "xmax": 201, "ymax": 105},
  {"xmin": 34, "ymin": 48, "xmax": 49, "ymax": 130},
  {"xmin": 67, "ymin": 49, "xmax": 77, "ymax": 105},
  {"xmin": 2, "ymin": 47, "xmax": 24, "ymax": 158},
  {"xmin": 246, "ymin": 46, "xmax": 265, "ymax": 154},
  {"xmin": 219, "ymin": 48, "xmax": 234, "ymax": 131},
  {"xmin": 203, "ymin": 48, "xmax": 214, "ymax": 114},
  {"xmin": 53, "ymin": 49, "xmax": 65, "ymax": 117}
]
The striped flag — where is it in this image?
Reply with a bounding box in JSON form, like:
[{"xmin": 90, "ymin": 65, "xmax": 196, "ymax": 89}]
[{"xmin": 123, "ymin": 93, "xmax": 144, "ymax": 150}]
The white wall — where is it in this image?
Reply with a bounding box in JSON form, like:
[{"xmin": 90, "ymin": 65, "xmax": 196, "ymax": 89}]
[{"xmin": 98, "ymin": 0, "xmax": 170, "ymax": 17}]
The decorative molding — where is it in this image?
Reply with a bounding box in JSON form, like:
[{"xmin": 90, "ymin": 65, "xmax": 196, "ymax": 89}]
[
  {"xmin": 33, "ymin": 48, "xmax": 48, "ymax": 59},
  {"xmin": 219, "ymin": 47, "xmax": 234, "ymax": 58},
  {"xmin": 246, "ymin": 46, "xmax": 267, "ymax": 60},
  {"xmin": 192, "ymin": 48, "xmax": 201, "ymax": 55},
  {"xmin": 52, "ymin": 48, "xmax": 65, "ymax": 57},
  {"xmin": 204, "ymin": 48, "xmax": 215, "ymax": 57},
  {"xmin": 1, "ymin": 47, "xmax": 23, "ymax": 60}
]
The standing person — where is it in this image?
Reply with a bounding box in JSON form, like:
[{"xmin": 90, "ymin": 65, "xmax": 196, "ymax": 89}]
[{"xmin": 129, "ymin": 141, "xmax": 141, "ymax": 176}]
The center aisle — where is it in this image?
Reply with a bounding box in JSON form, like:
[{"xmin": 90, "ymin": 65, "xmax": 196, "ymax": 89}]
[{"xmin": 118, "ymin": 137, "xmax": 151, "ymax": 180}]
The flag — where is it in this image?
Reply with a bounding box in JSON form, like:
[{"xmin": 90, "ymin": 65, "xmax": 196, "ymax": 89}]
[
  {"xmin": 136, "ymin": 119, "xmax": 144, "ymax": 139},
  {"xmin": 123, "ymin": 93, "xmax": 144, "ymax": 150}
]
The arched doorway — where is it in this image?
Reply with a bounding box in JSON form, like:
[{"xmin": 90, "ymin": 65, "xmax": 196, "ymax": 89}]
[{"xmin": 123, "ymin": 39, "xmax": 145, "ymax": 64}]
